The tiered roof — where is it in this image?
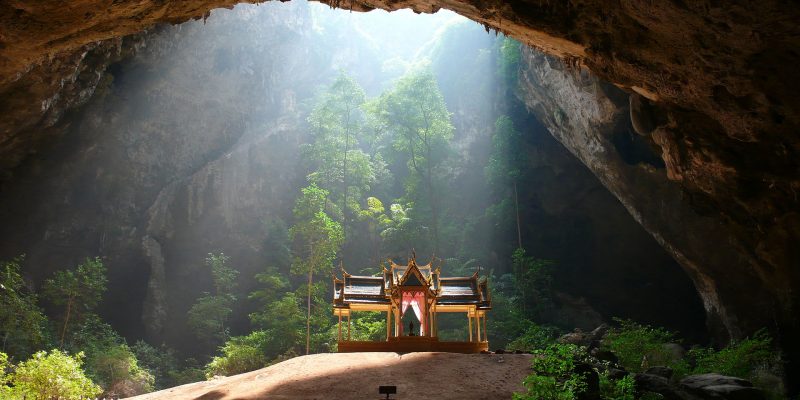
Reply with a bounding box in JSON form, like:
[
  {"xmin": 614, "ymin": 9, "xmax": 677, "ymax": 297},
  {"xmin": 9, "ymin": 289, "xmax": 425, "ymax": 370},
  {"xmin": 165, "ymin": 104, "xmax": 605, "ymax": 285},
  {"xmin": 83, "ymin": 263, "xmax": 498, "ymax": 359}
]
[{"xmin": 333, "ymin": 255, "xmax": 491, "ymax": 310}]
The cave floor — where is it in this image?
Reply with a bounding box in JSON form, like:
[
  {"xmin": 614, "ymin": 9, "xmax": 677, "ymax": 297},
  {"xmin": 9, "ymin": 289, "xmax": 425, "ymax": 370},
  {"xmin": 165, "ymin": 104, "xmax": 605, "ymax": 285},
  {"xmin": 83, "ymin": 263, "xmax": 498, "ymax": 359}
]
[{"xmin": 128, "ymin": 352, "xmax": 532, "ymax": 400}]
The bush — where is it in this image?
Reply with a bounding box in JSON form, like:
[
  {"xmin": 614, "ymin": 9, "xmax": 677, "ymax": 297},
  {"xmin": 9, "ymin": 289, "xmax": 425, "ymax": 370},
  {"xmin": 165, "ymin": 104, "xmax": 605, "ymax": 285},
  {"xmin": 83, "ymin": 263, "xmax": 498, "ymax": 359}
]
[
  {"xmin": 68, "ymin": 316, "xmax": 154, "ymax": 396},
  {"xmin": 132, "ymin": 340, "xmax": 180, "ymax": 389},
  {"xmin": 602, "ymin": 319, "xmax": 688, "ymax": 376},
  {"xmin": 599, "ymin": 373, "xmax": 634, "ymax": 400},
  {"xmin": 0, "ymin": 256, "xmax": 50, "ymax": 360},
  {"xmin": 205, "ymin": 331, "xmax": 270, "ymax": 378},
  {"xmin": 169, "ymin": 358, "xmax": 205, "ymax": 385},
  {"xmin": 508, "ymin": 322, "xmax": 561, "ymax": 352},
  {"xmin": 514, "ymin": 344, "xmax": 587, "ymax": 400},
  {"xmin": 91, "ymin": 344, "xmax": 154, "ymax": 397},
  {"xmin": 8, "ymin": 349, "xmax": 102, "ymax": 400},
  {"xmin": 0, "ymin": 352, "xmax": 12, "ymax": 399},
  {"xmin": 689, "ymin": 329, "xmax": 781, "ymax": 385}
]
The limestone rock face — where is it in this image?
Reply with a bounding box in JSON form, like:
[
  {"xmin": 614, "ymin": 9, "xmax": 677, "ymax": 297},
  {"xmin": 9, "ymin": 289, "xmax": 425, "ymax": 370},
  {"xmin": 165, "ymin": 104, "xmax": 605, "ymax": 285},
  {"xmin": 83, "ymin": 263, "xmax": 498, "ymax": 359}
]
[{"xmin": 515, "ymin": 46, "xmax": 798, "ymax": 379}]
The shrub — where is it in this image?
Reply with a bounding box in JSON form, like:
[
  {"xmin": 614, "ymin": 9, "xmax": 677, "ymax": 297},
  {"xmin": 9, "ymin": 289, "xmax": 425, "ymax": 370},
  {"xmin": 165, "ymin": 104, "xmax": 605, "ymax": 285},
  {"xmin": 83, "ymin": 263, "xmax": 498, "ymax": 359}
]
[
  {"xmin": 514, "ymin": 344, "xmax": 587, "ymax": 400},
  {"xmin": 0, "ymin": 256, "xmax": 50, "ymax": 359},
  {"xmin": 132, "ymin": 340, "xmax": 180, "ymax": 389},
  {"xmin": 9, "ymin": 349, "xmax": 102, "ymax": 400},
  {"xmin": 68, "ymin": 315, "xmax": 154, "ymax": 396},
  {"xmin": 599, "ymin": 373, "xmax": 635, "ymax": 400},
  {"xmin": 602, "ymin": 319, "xmax": 687, "ymax": 376},
  {"xmin": 205, "ymin": 331, "xmax": 270, "ymax": 378},
  {"xmin": 689, "ymin": 329, "xmax": 780, "ymax": 385},
  {"xmin": 90, "ymin": 344, "xmax": 154, "ymax": 397},
  {"xmin": 169, "ymin": 358, "xmax": 205, "ymax": 385},
  {"xmin": 0, "ymin": 352, "xmax": 12, "ymax": 399},
  {"xmin": 508, "ymin": 322, "xmax": 561, "ymax": 352}
]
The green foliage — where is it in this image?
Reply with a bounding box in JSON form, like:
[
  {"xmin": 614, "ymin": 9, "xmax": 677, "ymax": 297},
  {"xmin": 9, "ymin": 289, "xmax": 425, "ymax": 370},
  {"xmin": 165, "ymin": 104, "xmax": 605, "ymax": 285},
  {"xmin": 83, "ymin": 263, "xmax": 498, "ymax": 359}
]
[
  {"xmin": 486, "ymin": 116, "xmax": 524, "ymax": 186},
  {"xmin": 599, "ymin": 373, "xmax": 635, "ymax": 400},
  {"xmin": 347, "ymin": 312, "xmax": 387, "ymax": 342},
  {"xmin": 689, "ymin": 329, "xmax": 780, "ymax": 381},
  {"xmin": 131, "ymin": 340, "xmax": 179, "ymax": 389},
  {"xmin": 68, "ymin": 315, "xmax": 153, "ymax": 397},
  {"xmin": 0, "ymin": 256, "xmax": 49, "ymax": 359},
  {"xmin": 511, "ymin": 248, "xmax": 555, "ymax": 320},
  {"xmin": 168, "ymin": 358, "xmax": 205, "ymax": 386},
  {"xmin": 205, "ymin": 331, "xmax": 270, "ymax": 378},
  {"xmin": 602, "ymin": 319, "xmax": 687, "ymax": 376},
  {"xmin": 305, "ymin": 73, "xmax": 374, "ymax": 228},
  {"xmin": 90, "ymin": 344, "xmax": 154, "ymax": 396},
  {"xmin": 290, "ymin": 185, "xmax": 344, "ymax": 279},
  {"xmin": 507, "ymin": 322, "xmax": 561, "ymax": 352},
  {"xmin": 498, "ymin": 37, "xmax": 521, "ymax": 84},
  {"xmin": 7, "ymin": 350, "xmax": 102, "ymax": 400},
  {"xmin": 207, "ymin": 253, "xmax": 238, "ymax": 295},
  {"xmin": 514, "ymin": 344, "xmax": 587, "ymax": 400},
  {"xmin": 369, "ymin": 65, "xmax": 454, "ymax": 251},
  {"xmin": 0, "ymin": 352, "xmax": 11, "ymax": 399},
  {"xmin": 188, "ymin": 253, "xmax": 238, "ymax": 347},
  {"xmin": 43, "ymin": 257, "xmax": 107, "ymax": 346},
  {"xmin": 187, "ymin": 294, "xmax": 235, "ymax": 346}
]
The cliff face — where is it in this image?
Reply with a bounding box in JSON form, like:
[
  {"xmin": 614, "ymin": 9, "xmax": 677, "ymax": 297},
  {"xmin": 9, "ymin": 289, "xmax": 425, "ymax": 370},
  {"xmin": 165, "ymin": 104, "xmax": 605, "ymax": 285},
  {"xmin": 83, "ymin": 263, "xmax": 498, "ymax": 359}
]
[
  {"xmin": 0, "ymin": 2, "xmax": 322, "ymax": 346},
  {"xmin": 515, "ymin": 47, "xmax": 798, "ymax": 362}
]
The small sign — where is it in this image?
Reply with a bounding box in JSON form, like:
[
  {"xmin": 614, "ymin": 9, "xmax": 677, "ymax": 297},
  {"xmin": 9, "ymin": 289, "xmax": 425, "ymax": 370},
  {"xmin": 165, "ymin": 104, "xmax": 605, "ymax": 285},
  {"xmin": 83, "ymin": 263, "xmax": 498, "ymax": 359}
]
[{"xmin": 379, "ymin": 385, "xmax": 397, "ymax": 399}]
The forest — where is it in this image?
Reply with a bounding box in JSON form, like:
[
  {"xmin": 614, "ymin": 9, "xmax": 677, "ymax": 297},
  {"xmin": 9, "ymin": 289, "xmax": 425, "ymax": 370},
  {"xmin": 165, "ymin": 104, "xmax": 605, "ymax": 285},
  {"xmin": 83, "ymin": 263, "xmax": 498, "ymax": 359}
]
[{"xmin": 0, "ymin": 2, "xmax": 787, "ymax": 399}]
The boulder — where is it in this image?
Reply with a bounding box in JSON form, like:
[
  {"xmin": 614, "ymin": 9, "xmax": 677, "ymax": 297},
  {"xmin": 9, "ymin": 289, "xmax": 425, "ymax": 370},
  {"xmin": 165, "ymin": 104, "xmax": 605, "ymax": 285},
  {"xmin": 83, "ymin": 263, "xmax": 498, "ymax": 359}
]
[
  {"xmin": 590, "ymin": 348, "xmax": 619, "ymax": 364},
  {"xmin": 634, "ymin": 373, "xmax": 699, "ymax": 400},
  {"xmin": 700, "ymin": 385, "xmax": 765, "ymax": 400},
  {"xmin": 680, "ymin": 374, "xmax": 753, "ymax": 389},
  {"xmin": 606, "ymin": 368, "xmax": 628, "ymax": 381},
  {"xmin": 645, "ymin": 366, "xmax": 674, "ymax": 380},
  {"xmin": 679, "ymin": 374, "xmax": 765, "ymax": 400}
]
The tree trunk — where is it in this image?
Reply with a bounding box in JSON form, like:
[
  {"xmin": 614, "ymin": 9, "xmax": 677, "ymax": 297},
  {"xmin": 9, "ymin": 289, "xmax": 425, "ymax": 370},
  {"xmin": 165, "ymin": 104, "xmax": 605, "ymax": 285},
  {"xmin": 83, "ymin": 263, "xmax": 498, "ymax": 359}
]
[
  {"xmin": 425, "ymin": 147, "xmax": 439, "ymax": 254},
  {"xmin": 514, "ymin": 181, "xmax": 522, "ymax": 249},
  {"xmin": 306, "ymin": 259, "xmax": 313, "ymax": 355},
  {"xmin": 59, "ymin": 296, "xmax": 73, "ymax": 348}
]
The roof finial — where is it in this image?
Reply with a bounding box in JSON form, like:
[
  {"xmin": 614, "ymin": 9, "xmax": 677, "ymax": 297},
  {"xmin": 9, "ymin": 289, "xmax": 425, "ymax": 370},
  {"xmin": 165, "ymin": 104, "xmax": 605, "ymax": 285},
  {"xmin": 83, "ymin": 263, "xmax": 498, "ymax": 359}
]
[{"xmin": 411, "ymin": 248, "xmax": 416, "ymax": 262}]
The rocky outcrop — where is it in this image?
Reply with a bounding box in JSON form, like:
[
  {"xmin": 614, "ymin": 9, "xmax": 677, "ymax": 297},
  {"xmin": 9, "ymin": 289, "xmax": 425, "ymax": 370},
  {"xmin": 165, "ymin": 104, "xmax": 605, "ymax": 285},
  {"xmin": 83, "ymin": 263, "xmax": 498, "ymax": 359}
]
[
  {"xmin": 128, "ymin": 352, "xmax": 533, "ymax": 400},
  {"xmin": 516, "ymin": 47, "xmax": 798, "ymax": 384}
]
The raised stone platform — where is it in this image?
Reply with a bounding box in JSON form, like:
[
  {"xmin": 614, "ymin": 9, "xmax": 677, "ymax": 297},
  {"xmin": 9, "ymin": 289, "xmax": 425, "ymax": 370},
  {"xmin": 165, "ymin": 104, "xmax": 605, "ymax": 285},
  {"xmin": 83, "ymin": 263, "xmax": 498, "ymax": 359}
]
[{"xmin": 129, "ymin": 352, "xmax": 532, "ymax": 400}]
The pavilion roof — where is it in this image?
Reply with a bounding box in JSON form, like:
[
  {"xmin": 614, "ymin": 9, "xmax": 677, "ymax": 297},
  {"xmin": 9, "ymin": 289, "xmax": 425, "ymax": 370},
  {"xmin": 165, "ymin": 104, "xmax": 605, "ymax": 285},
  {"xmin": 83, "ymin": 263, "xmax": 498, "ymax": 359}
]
[{"xmin": 333, "ymin": 255, "xmax": 491, "ymax": 309}]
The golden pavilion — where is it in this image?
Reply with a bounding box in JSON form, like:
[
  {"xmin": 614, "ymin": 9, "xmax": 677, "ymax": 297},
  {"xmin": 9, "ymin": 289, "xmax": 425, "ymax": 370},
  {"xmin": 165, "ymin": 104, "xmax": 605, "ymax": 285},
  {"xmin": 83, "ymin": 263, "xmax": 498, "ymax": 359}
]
[{"xmin": 332, "ymin": 253, "xmax": 491, "ymax": 353}]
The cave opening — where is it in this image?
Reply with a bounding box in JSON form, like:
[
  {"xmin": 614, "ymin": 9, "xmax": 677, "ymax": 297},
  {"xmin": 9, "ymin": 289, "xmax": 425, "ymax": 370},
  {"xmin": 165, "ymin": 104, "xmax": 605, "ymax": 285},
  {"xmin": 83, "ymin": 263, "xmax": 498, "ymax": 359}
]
[{"xmin": 7, "ymin": 0, "xmax": 796, "ymax": 397}]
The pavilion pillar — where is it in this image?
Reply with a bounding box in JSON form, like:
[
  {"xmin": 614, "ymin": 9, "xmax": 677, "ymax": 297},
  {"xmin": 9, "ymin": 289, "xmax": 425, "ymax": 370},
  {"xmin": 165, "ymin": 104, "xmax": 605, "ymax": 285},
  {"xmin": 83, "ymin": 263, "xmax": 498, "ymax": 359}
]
[
  {"xmin": 476, "ymin": 314, "xmax": 481, "ymax": 342},
  {"xmin": 482, "ymin": 312, "xmax": 488, "ymax": 342},
  {"xmin": 347, "ymin": 315, "xmax": 351, "ymax": 341},
  {"xmin": 338, "ymin": 311, "xmax": 342, "ymax": 341},
  {"xmin": 468, "ymin": 313, "xmax": 473, "ymax": 342},
  {"xmin": 386, "ymin": 308, "xmax": 391, "ymax": 340}
]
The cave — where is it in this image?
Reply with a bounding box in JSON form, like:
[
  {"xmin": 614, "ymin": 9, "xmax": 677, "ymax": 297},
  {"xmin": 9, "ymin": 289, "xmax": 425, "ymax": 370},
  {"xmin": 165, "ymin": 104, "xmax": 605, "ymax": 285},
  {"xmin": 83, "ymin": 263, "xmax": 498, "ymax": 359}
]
[{"xmin": 0, "ymin": 0, "xmax": 797, "ymax": 398}]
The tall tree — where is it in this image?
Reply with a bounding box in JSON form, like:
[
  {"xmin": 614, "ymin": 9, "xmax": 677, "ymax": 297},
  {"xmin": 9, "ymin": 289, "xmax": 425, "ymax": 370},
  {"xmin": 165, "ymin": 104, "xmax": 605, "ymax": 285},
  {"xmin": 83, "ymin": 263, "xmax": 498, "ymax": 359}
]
[
  {"xmin": 0, "ymin": 256, "xmax": 49, "ymax": 359},
  {"xmin": 43, "ymin": 257, "xmax": 107, "ymax": 348},
  {"xmin": 289, "ymin": 184, "xmax": 343, "ymax": 354},
  {"xmin": 370, "ymin": 66, "xmax": 454, "ymax": 252},
  {"xmin": 187, "ymin": 253, "xmax": 238, "ymax": 348},
  {"xmin": 306, "ymin": 73, "xmax": 371, "ymax": 239},
  {"xmin": 486, "ymin": 116, "xmax": 525, "ymax": 248}
]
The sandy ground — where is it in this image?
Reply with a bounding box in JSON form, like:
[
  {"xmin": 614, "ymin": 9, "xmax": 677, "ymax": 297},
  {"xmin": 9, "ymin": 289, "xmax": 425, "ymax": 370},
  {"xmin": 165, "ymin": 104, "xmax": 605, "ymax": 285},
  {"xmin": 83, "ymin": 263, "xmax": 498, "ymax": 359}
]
[{"xmin": 127, "ymin": 352, "xmax": 532, "ymax": 400}]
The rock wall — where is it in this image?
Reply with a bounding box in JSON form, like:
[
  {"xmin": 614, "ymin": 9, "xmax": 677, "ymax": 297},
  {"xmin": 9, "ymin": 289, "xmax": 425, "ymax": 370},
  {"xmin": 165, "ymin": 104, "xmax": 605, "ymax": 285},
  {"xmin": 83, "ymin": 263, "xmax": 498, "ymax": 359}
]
[{"xmin": 516, "ymin": 48, "xmax": 798, "ymax": 378}]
